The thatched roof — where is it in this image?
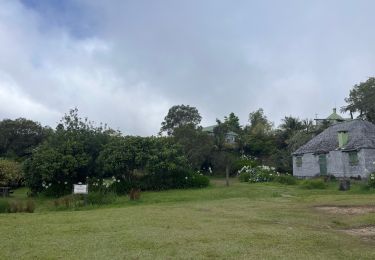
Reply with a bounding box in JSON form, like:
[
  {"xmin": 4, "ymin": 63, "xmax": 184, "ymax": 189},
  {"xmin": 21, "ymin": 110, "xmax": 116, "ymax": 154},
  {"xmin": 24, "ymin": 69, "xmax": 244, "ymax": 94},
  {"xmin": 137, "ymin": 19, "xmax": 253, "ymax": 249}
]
[{"xmin": 293, "ymin": 120, "xmax": 375, "ymax": 155}]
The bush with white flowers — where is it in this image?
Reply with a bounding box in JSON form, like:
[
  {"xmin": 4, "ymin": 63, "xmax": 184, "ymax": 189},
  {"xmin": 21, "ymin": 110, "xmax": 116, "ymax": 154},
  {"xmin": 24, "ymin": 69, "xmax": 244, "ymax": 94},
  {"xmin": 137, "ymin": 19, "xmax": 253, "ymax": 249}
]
[{"xmin": 238, "ymin": 165, "xmax": 279, "ymax": 183}]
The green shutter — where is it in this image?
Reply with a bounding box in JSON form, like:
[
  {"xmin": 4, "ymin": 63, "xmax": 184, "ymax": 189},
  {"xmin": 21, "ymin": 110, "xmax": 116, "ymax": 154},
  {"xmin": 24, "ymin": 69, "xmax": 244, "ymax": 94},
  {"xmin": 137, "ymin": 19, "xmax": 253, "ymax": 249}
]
[
  {"xmin": 319, "ymin": 154, "xmax": 327, "ymax": 175},
  {"xmin": 349, "ymin": 151, "xmax": 359, "ymax": 166}
]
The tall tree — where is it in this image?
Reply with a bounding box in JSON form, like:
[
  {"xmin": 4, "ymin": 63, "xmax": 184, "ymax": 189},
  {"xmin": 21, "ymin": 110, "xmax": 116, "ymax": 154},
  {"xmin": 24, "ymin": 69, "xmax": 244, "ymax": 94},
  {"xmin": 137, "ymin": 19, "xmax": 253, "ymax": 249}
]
[
  {"xmin": 0, "ymin": 118, "xmax": 51, "ymax": 158},
  {"xmin": 160, "ymin": 105, "xmax": 202, "ymax": 135},
  {"xmin": 279, "ymin": 116, "xmax": 303, "ymax": 134},
  {"xmin": 248, "ymin": 108, "xmax": 273, "ymax": 135},
  {"xmin": 172, "ymin": 125, "xmax": 213, "ymax": 170},
  {"xmin": 342, "ymin": 77, "xmax": 375, "ymax": 122},
  {"xmin": 224, "ymin": 112, "xmax": 241, "ymax": 133}
]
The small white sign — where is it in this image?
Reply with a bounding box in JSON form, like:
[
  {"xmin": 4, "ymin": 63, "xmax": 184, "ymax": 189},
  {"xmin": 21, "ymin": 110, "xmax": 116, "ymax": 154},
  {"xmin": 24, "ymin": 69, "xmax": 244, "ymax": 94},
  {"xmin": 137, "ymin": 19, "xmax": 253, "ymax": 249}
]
[{"xmin": 73, "ymin": 184, "xmax": 88, "ymax": 194}]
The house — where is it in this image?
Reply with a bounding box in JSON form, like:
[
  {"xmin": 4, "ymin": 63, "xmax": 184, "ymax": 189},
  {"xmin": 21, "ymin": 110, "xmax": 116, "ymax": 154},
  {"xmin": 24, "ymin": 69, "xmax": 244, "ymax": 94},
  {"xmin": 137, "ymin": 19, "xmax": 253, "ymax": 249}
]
[
  {"xmin": 292, "ymin": 119, "xmax": 375, "ymax": 179},
  {"xmin": 202, "ymin": 125, "xmax": 238, "ymax": 144},
  {"xmin": 314, "ymin": 108, "xmax": 350, "ymax": 126}
]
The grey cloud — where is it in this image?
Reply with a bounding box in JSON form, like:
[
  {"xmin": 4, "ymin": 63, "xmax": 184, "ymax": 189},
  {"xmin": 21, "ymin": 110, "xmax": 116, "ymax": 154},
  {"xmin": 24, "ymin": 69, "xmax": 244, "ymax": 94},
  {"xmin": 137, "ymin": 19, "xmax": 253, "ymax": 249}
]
[{"xmin": 1, "ymin": 0, "xmax": 375, "ymax": 135}]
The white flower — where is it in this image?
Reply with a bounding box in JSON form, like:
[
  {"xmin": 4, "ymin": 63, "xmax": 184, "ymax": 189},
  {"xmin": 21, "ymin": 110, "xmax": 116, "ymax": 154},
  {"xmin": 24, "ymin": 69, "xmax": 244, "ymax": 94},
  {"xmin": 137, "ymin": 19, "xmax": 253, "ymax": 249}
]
[
  {"xmin": 185, "ymin": 176, "xmax": 188, "ymax": 180},
  {"xmin": 117, "ymin": 180, "xmax": 120, "ymax": 183},
  {"xmin": 64, "ymin": 181, "xmax": 68, "ymax": 185}
]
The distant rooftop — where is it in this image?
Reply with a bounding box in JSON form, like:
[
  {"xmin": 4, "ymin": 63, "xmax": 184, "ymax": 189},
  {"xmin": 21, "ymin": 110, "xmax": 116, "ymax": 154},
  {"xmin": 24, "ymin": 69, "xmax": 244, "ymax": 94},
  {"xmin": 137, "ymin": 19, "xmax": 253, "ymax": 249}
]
[
  {"xmin": 315, "ymin": 108, "xmax": 350, "ymax": 124},
  {"xmin": 202, "ymin": 125, "xmax": 238, "ymax": 136}
]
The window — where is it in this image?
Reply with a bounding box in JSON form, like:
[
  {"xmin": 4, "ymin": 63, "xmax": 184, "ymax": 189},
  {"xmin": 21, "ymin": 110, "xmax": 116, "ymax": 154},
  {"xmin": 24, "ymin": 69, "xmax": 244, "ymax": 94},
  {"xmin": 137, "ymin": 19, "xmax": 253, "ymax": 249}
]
[
  {"xmin": 348, "ymin": 151, "xmax": 359, "ymax": 166},
  {"xmin": 296, "ymin": 156, "xmax": 302, "ymax": 167}
]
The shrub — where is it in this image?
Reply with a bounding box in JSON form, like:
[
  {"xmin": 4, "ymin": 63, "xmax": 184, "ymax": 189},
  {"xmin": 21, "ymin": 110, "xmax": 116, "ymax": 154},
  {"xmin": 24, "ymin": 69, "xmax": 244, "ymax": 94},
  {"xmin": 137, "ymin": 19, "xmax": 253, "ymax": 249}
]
[
  {"xmin": 25, "ymin": 200, "xmax": 35, "ymax": 213},
  {"xmin": 0, "ymin": 158, "xmax": 23, "ymax": 187},
  {"xmin": 87, "ymin": 192, "xmax": 117, "ymax": 205},
  {"xmin": 301, "ymin": 179, "xmax": 327, "ymax": 189},
  {"xmin": 237, "ymin": 165, "xmax": 279, "ymax": 183},
  {"xmin": 188, "ymin": 173, "xmax": 210, "ymax": 188},
  {"xmin": 367, "ymin": 172, "xmax": 375, "ymax": 188},
  {"xmin": 0, "ymin": 200, "xmax": 9, "ymax": 213},
  {"xmin": 53, "ymin": 195, "xmax": 87, "ymax": 209},
  {"xmin": 274, "ymin": 175, "xmax": 297, "ymax": 185},
  {"xmin": 8, "ymin": 201, "xmax": 23, "ymax": 213},
  {"xmin": 232, "ymin": 155, "xmax": 258, "ymax": 175}
]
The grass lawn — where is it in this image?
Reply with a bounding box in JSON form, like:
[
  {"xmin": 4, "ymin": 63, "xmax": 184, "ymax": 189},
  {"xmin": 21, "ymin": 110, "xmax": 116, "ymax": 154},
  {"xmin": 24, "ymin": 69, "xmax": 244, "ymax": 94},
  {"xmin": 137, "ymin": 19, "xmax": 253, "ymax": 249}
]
[{"xmin": 0, "ymin": 178, "xmax": 375, "ymax": 259}]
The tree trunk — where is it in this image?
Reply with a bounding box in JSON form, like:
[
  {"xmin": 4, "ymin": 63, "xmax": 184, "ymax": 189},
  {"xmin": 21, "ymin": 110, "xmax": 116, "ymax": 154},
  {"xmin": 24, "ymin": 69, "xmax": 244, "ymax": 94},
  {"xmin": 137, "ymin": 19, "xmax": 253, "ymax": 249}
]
[{"xmin": 225, "ymin": 165, "xmax": 229, "ymax": 187}]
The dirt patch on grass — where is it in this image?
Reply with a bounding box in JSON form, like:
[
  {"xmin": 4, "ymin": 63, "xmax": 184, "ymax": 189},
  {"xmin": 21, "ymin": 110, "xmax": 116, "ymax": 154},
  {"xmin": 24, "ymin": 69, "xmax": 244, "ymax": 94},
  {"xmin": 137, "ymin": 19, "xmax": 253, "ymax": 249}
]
[
  {"xmin": 342, "ymin": 226, "xmax": 375, "ymax": 238},
  {"xmin": 315, "ymin": 206, "xmax": 375, "ymax": 215}
]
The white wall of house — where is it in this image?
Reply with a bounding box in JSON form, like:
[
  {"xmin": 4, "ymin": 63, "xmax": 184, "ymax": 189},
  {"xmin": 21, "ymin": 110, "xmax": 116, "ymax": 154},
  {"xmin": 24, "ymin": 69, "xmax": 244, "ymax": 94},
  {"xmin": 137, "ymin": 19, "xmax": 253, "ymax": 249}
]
[
  {"xmin": 293, "ymin": 153, "xmax": 320, "ymax": 178},
  {"xmin": 293, "ymin": 149, "xmax": 375, "ymax": 178},
  {"xmin": 362, "ymin": 148, "xmax": 375, "ymax": 176}
]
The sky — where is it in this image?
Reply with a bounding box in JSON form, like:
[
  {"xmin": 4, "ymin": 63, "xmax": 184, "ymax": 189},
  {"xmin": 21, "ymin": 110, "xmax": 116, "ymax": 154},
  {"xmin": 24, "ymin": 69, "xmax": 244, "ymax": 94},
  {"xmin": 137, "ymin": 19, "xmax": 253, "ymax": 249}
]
[{"xmin": 0, "ymin": 0, "xmax": 375, "ymax": 135}]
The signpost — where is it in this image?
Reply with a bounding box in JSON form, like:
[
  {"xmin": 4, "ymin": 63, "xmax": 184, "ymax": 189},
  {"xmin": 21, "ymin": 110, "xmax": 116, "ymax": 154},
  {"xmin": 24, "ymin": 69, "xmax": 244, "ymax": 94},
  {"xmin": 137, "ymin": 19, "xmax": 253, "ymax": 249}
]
[
  {"xmin": 73, "ymin": 184, "xmax": 88, "ymax": 194},
  {"xmin": 73, "ymin": 184, "xmax": 88, "ymax": 205}
]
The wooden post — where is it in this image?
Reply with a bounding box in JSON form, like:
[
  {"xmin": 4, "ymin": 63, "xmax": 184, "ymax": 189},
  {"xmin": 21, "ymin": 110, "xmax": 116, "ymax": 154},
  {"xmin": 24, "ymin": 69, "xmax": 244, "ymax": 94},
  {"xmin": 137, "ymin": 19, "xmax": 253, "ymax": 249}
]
[{"xmin": 225, "ymin": 165, "xmax": 229, "ymax": 187}]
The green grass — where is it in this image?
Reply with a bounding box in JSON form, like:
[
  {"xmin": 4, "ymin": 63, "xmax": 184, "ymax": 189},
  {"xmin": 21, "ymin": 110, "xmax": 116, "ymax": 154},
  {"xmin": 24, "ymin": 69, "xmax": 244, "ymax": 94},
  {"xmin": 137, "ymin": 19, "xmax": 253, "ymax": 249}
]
[{"xmin": 0, "ymin": 179, "xmax": 375, "ymax": 259}]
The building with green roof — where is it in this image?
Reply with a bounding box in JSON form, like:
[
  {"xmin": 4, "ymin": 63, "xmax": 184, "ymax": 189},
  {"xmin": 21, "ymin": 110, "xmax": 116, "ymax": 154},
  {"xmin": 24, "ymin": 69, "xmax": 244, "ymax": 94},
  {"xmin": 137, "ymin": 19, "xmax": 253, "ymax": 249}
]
[{"xmin": 315, "ymin": 108, "xmax": 351, "ymax": 125}]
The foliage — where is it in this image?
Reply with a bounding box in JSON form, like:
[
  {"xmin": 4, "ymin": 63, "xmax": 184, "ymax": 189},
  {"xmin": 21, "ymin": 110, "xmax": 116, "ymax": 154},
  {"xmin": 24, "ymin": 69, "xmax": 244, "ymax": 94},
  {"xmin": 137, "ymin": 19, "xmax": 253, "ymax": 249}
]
[
  {"xmin": 160, "ymin": 104, "xmax": 202, "ymax": 135},
  {"xmin": 0, "ymin": 118, "xmax": 51, "ymax": 159},
  {"xmin": 88, "ymin": 176, "xmax": 131, "ymax": 195},
  {"xmin": 274, "ymin": 175, "xmax": 297, "ymax": 185},
  {"xmin": 171, "ymin": 125, "xmax": 214, "ymax": 170},
  {"xmin": 213, "ymin": 119, "xmax": 230, "ymax": 150},
  {"xmin": 232, "ymin": 154, "xmax": 258, "ymax": 174},
  {"xmin": 87, "ymin": 191, "xmax": 117, "ymax": 205},
  {"xmin": 98, "ymin": 136, "xmax": 202, "ymax": 191},
  {"xmin": 242, "ymin": 109, "xmax": 276, "ymax": 160},
  {"xmin": 342, "ymin": 77, "xmax": 375, "ymax": 122},
  {"xmin": 23, "ymin": 108, "xmax": 112, "ymax": 196},
  {"xmin": 2, "ymin": 200, "xmax": 35, "ymax": 213},
  {"xmin": 186, "ymin": 172, "xmax": 210, "ymax": 188},
  {"xmin": 97, "ymin": 136, "xmax": 149, "ymax": 183},
  {"xmin": 0, "ymin": 200, "xmax": 9, "ymax": 213},
  {"xmin": 0, "ymin": 158, "xmax": 23, "ymax": 187},
  {"xmin": 301, "ymin": 179, "xmax": 327, "ymax": 189},
  {"xmin": 248, "ymin": 108, "xmax": 273, "ymax": 135},
  {"xmin": 367, "ymin": 172, "xmax": 375, "ymax": 188},
  {"xmin": 238, "ymin": 165, "xmax": 279, "ymax": 183},
  {"xmin": 223, "ymin": 112, "xmax": 242, "ymax": 133}
]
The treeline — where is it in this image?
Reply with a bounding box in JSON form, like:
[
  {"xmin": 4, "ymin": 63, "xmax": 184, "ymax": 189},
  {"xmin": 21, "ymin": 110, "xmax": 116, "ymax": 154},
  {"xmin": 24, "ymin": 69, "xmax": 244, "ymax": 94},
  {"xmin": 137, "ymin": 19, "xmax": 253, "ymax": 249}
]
[
  {"xmin": 1, "ymin": 77, "xmax": 374, "ymax": 197},
  {"xmin": 160, "ymin": 105, "xmax": 328, "ymax": 175}
]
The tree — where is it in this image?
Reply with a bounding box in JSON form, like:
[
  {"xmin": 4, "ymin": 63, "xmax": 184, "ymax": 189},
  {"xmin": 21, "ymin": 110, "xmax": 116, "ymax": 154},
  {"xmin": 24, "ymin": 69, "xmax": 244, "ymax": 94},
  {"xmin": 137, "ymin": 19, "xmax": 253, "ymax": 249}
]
[
  {"xmin": 0, "ymin": 118, "xmax": 51, "ymax": 158},
  {"xmin": 212, "ymin": 119, "xmax": 237, "ymax": 186},
  {"xmin": 97, "ymin": 136, "xmax": 150, "ymax": 182},
  {"xmin": 342, "ymin": 77, "xmax": 375, "ymax": 123},
  {"xmin": 243, "ymin": 109, "xmax": 275, "ymax": 159},
  {"xmin": 172, "ymin": 125, "xmax": 214, "ymax": 170},
  {"xmin": 248, "ymin": 108, "xmax": 273, "ymax": 135},
  {"xmin": 224, "ymin": 112, "xmax": 241, "ymax": 133},
  {"xmin": 279, "ymin": 116, "xmax": 303, "ymax": 135},
  {"xmin": 24, "ymin": 108, "xmax": 112, "ymax": 196},
  {"xmin": 0, "ymin": 158, "xmax": 23, "ymax": 187},
  {"xmin": 160, "ymin": 105, "xmax": 202, "ymax": 135}
]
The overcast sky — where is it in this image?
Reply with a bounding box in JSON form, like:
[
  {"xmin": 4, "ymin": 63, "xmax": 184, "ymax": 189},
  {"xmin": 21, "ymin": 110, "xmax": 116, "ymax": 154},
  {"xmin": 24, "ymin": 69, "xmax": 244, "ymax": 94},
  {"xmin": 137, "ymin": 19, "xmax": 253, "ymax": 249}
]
[{"xmin": 0, "ymin": 0, "xmax": 374, "ymax": 135}]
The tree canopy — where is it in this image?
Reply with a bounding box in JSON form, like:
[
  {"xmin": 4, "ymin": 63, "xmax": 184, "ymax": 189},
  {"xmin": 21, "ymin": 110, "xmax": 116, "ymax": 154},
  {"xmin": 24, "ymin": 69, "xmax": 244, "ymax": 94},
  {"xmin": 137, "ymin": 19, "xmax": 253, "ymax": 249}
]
[
  {"xmin": 0, "ymin": 118, "xmax": 51, "ymax": 158},
  {"xmin": 342, "ymin": 77, "xmax": 375, "ymax": 123},
  {"xmin": 160, "ymin": 105, "xmax": 202, "ymax": 135}
]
